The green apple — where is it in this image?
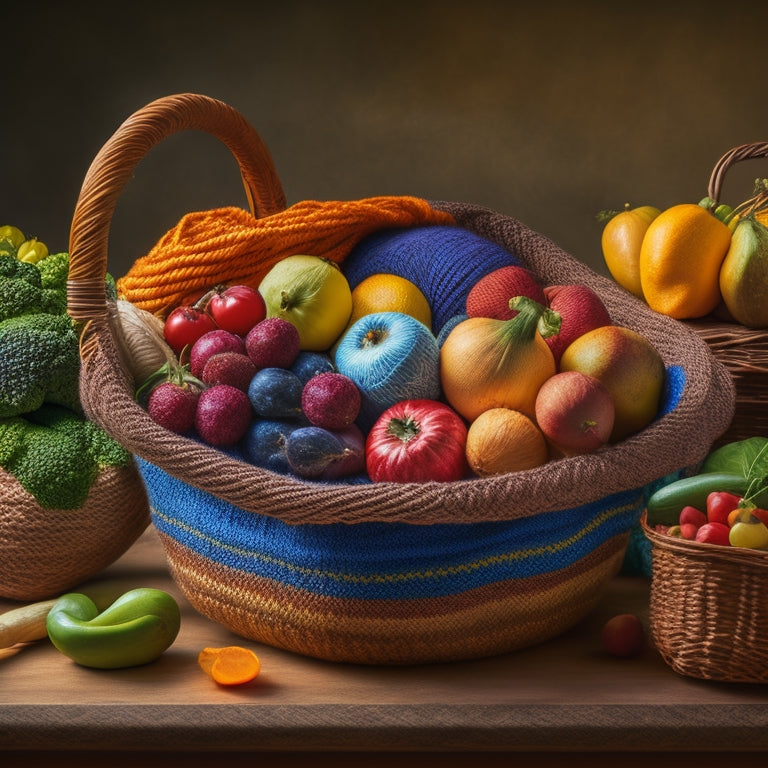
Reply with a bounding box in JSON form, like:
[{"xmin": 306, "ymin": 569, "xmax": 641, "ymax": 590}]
[{"xmin": 258, "ymin": 255, "xmax": 352, "ymax": 351}]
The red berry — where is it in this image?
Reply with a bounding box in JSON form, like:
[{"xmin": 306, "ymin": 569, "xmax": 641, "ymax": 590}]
[
  {"xmin": 194, "ymin": 384, "xmax": 253, "ymax": 446},
  {"xmin": 201, "ymin": 352, "xmax": 257, "ymax": 391},
  {"xmin": 301, "ymin": 372, "xmax": 361, "ymax": 430},
  {"xmin": 147, "ymin": 382, "xmax": 199, "ymax": 434},
  {"xmin": 601, "ymin": 614, "xmax": 645, "ymax": 658},
  {"xmin": 190, "ymin": 330, "xmax": 246, "ymax": 378},
  {"xmin": 245, "ymin": 317, "xmax": 301, "ymax": 369}
]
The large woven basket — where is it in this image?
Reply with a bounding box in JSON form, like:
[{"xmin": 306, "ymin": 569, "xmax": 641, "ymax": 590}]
[
  {"xmin": 67, "ymin": 93, "xmax": 735, "ymax": 664},
  {"xmin": 642, "ymin": 513, "xmax": 768, "ymax": 683},
  {"xmin": 685, "ymin": 141, "xmax": 768, "ymax": 446}
]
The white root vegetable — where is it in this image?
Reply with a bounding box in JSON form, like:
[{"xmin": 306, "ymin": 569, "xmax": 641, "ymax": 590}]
[
  {"xmin": 0, "ymin": 599, "xmax": 56, "ymax": 648},
  {"xmin": 108, "ymin": 299, "xmax": 176, "ymax": 386}
]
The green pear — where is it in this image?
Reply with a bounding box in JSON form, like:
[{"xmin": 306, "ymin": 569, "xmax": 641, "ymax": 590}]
[{"xmin": 719, "ymin": 216, "xmax": 768, "ymax": 328}]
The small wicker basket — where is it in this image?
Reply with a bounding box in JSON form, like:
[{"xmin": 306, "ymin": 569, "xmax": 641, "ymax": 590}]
[
  {"xmin": 686, "ymin": 141, "xmax": 768, "ymax": 446},
  {"xmin": 642, "ymin": 513, "xmax": 768, "ymax": 683}
]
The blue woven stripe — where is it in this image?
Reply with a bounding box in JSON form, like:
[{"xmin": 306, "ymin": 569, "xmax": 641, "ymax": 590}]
[{"xmin": 140, "ymin": 459, "xmax": 640, "ymax": 601}]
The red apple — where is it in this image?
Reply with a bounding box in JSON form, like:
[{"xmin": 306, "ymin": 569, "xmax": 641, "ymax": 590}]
[{"xmin": 534, "ymin": 371, "xmax": 614, "ymax": 455}]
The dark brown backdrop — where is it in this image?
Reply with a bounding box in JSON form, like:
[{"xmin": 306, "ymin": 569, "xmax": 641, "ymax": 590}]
[{"xmin": 4, "ymin": 0, "xmax": 767, "ymax": 281}]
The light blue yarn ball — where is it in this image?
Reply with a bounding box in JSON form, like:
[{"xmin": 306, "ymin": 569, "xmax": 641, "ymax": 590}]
[{"xmin": 334, "ymin": 311, "xmax": 441, "ymax": 432}]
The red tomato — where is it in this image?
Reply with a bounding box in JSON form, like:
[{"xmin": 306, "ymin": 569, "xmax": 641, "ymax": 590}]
[
  {"xmin": 365, "ymin": 399, "xmax": 468, "ymax": 483},
  {"xmin": 164, "ymin": 306, "xmax": 217, "ymax": 354},
  {"xmin": 679, "ymin": 505, "xmax": 706, "ymax": 529},
  {"xmin": 208, "ymin": 285, "xmax": 266, "ymax": 336},
  {"xmin": 706, "ymin": 491, "xmax": 742, "ymax": 526},
  {"xmin": 695, "ymin": 522, "xmax": 731, "ymax": 546}
]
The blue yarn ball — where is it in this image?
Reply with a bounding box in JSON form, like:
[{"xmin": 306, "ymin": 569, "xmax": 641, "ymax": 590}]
[
  {"xmin": 334, "ymin": 311, "xmax": 441, "ymax": 432},
  {"xmin": 436, "ymin": 314, "xmax": 468, "ymax": 348},
  {"xmin": 342, "ymin": 225, "xmax": 521, "ymax": 336}
]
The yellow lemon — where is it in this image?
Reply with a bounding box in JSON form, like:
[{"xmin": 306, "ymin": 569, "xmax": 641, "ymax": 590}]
[{"xmin": 349, "ymin": 273, "xmax": 432, "ymax": 330}]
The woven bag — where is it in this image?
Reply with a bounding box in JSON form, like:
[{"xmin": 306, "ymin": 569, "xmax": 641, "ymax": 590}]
[
  {"xmin": 685, "ymin": 141, "xmax": 768, "ymax": 446},
  {"xmin": 67, "ymin": 93, "xmax": 735, "ymax": 664},
  {"xmin": 0, "ymin": 464, "xmax": 150, "ymax": 601}
]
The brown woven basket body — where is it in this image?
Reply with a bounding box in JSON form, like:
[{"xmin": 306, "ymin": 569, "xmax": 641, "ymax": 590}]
[
  {"xmin": 642, "ymin": 514, "xmax": 768, "ymax": 683},
  {"xmin": 0, "ymin": 464, "xmax": 150, "ymax": 601},
  {"xmin": 64, "ymin": 94, "xmax": 737, "ymax": 664}
]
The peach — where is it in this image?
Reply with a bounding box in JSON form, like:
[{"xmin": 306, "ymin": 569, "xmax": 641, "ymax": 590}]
[
  {"xmin": 559, "ymin": 325, "xmax": 665, "ymax": 442},
  {"xmin": 534, "ymin": 371, "xmax": 614, "ymax": 455}
]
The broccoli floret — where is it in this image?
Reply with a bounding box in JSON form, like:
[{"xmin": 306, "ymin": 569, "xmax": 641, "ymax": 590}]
[
  {"xmin": 0, "ymin": 313, "xmax": 81, "ymax": 417},
  {"xmin": 0, "ymin": 253, "xmax": 67, "ymax": 319},
  {"xmin": 35, "ymin": 251, "xmax": 70, "ymax": 314},
  {"xmin": 0, "ymin": 404, "xmax": 132, "ymax": 509}
]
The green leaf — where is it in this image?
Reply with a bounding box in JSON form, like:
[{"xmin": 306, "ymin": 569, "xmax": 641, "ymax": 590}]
[{"xmin": 702, "ymin": 437, "xmax": 768, "ymax": 502}]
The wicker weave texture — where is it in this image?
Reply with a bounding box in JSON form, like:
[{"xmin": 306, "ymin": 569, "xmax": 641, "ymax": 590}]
[
  {"xmin": 0, "ymin": 465, "xmax": 150, "ymax": 601},
  {"xmin": 644, "ymin": 516, "xmax": 768, "ymax": 683}
]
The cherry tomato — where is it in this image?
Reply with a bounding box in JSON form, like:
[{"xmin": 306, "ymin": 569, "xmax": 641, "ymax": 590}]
[
  {"xmin": 706, "ymin": 491, "xmax": 742, "ymax": 526},
  {"xmin": 164, "ymin": 306, "xmax": 218, "ymax": 354},
  {"xmin": 679, "ymin": 505, "xmax": 706, "ymax": 529},
  {"xmin": 365, "ymin": 399, "xmax": 468, "ymax": 483},
  {"xmin": 695, "ymin": 522, "xmax": 731, "ymax": 546},
  {"xmin": 208, "ymin": 285, "xmax": 266, "ymax": 336}
]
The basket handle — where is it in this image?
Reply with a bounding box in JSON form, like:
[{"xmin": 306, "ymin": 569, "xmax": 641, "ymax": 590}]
[
  {"xmin": 707, "ymin": 141, "xmax": 768, "ymax": 203},
  {"xmin": 67, "ymin": 93, "xmax": 287, "ymax": 324}
]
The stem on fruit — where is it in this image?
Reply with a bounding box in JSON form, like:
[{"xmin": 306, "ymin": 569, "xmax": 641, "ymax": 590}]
[
  {"xmin": 506, "ymin": 295, "xmax": 562, "ymax": 340},
  {"xmin": 386, "ymin": 415, "xmax": 421, "ymax": 443},
  {"xmin": 280, "ymin": 290, "xmax": 294, "ymax": 312},
  {"xmin": 193, "ymin": 285, "xmax": 224, "ymax": 311},
  {"xmin": 362, "ymin": 328, "xmax": 387, "ymax": 347}
]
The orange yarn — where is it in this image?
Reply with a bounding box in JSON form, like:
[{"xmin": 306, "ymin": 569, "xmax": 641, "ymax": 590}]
[{"xmin": 116, "ymin": 196, "xmax": 456, "ymax": 316}]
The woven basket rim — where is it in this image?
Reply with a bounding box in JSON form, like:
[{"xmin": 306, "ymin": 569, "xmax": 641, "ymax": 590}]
[
  {"xmin": 641, "ymin": 511, "xmax": 768, "ymax": 567},
  {"xmin": 63, "ymin": 93, "xmax": 738, "ymax": 526}
]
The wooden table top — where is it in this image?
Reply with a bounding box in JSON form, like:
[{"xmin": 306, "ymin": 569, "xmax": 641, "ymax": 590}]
[{"xmin": 2, "ymin": 525, "xmax": 768, "ymax": 765}]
